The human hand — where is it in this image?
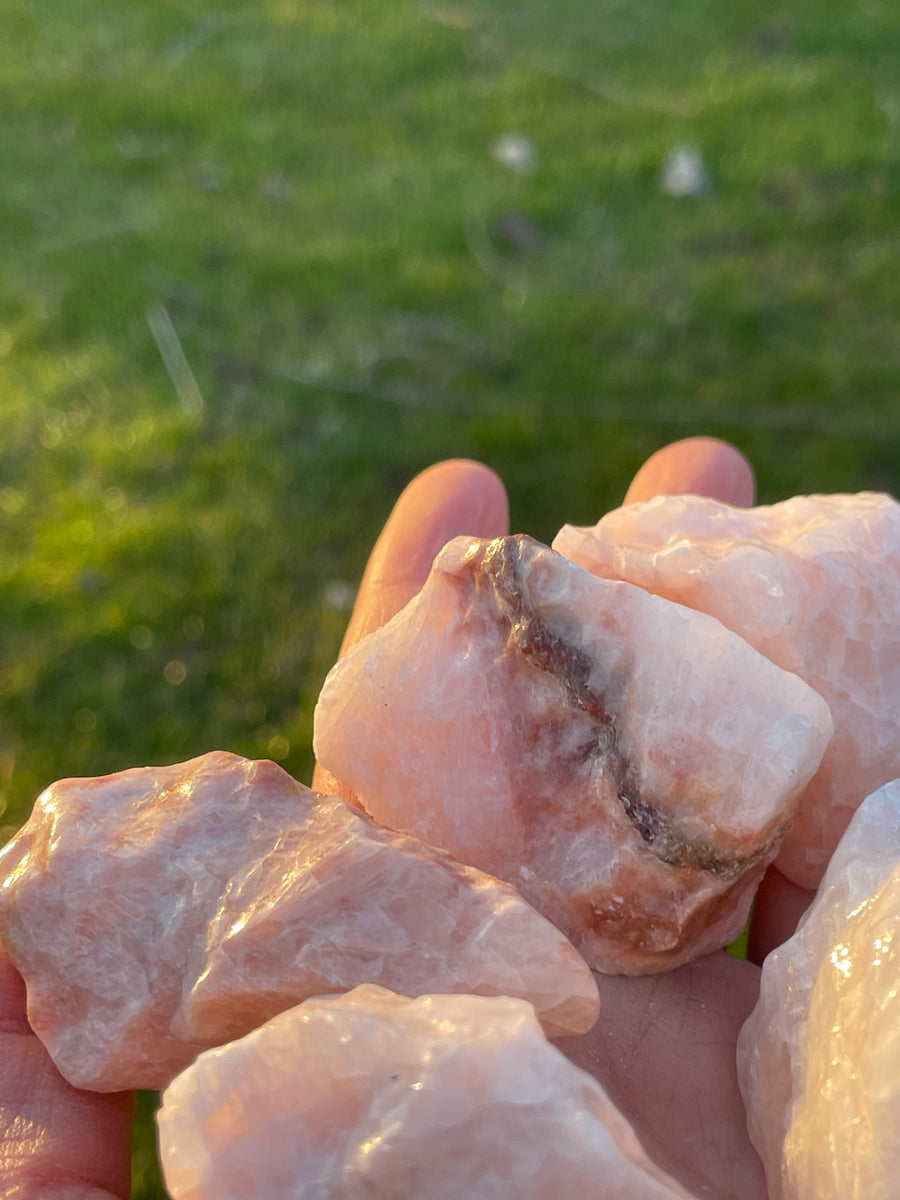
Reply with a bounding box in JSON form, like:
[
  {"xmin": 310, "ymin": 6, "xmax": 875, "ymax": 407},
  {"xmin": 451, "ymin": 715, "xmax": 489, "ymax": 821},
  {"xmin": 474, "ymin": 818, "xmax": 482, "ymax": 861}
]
[
  {"xmin": 0, "ymin": 459, "xmax": 508, "ymax": 1200},
  {"xmin": 0, "ymin": 439, "xmax": 805, "ymax": 1199},
  {"xmin": 312, "ymin": 438, "xmax": 802, "ymax": 1200},
  {"xmin": 0, "ymin": 945, "xmax": 133, "ymax": 1199}
]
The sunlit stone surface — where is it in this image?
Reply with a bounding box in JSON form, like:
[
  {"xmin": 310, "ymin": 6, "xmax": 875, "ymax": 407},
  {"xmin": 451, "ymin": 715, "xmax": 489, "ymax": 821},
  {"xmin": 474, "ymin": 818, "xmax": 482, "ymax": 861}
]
[
  {"xmin": 314, "ymin": 535, "xmax": 832, "ymax": 974},
  {"xmin": 0, "ymin": 752, "xmax": 598, "ymax": 1091},
  {"xmin": 158, "ymin": 985, "xmax": 694, "ymax": 1200},
  {"xmin": 736, "ymin": 780, "xmax": 900, "ymax": 1200},
  {"xmin": 554, "ymin": 492, "xmax": 900, "ymax": 888},
  {"xmin": 178, "ymin": 791, "xmax": 598, "ymax": 1046}
]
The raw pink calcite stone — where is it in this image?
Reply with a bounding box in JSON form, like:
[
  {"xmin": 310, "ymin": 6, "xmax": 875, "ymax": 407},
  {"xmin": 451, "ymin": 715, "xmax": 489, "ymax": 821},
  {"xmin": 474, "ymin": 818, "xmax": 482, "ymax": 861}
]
[
  {"xmin": 157, "ymin": 985, "xmax": 694, "ymax": 1200},
  {"xmin": 177, "ymin": 790, "xmax": 599, "ymax": 1045},
  {"xmin": 314, "ymin": 534, "xmax": 832, "ymax": 974},
  {"xmin": 554, "ymin": 492, "xmax": 900, "ymax": 889},
  {"xmin": 0, "ymin": 752, "xmax": 273, "ymax": 1090},
  {"xmin": 0, "ymin": 751, "xmax": 598, "ymax": 1091},
  {"xmin": 736, "ymin": 779, "xmax": 900, "ymax": 1200}
]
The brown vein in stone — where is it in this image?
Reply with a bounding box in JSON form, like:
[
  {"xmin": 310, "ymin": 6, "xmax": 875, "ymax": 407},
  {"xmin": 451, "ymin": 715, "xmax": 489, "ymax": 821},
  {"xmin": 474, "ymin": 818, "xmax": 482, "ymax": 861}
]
[{"xmin": 469, "ymin": 535, "xmax": 771, "ymax": 880}]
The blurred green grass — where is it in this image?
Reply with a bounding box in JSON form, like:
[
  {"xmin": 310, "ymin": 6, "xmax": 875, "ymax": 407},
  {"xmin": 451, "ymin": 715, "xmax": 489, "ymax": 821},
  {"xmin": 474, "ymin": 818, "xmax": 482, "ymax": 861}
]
[{"xmin": 2, "ymin": 1, "xmax": 900, "ymax": 1194}]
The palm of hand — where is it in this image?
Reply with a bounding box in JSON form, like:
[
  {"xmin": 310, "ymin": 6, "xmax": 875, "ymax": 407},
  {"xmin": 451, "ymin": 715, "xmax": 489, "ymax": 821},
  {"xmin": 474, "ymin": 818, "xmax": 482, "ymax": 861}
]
[{"xmin": 315, "ymin": 444, "xmax": 784, "ymax": 1200}]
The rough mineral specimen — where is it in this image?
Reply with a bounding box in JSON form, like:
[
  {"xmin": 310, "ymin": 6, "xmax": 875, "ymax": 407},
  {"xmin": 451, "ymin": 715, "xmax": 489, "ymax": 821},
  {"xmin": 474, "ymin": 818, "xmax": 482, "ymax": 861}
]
[
  {"xmin": 157, "ymin": 985, "xmax": 694, "ymax": 1200},
  {"xmin": 314, "ymin": 534, "xmax": 833, "ymax": 974},
  {"xmin": 0, "ymin": 751, "xmax": 598, "ymax": 1091},
  {"xmin": 736, "ymin": 779, "xmax": 900, "ymax": 1200},
  {"xmin": 554, "ymin": 492, "xmax": 900, "ymax": 889},
  {"xmin": 178, "ymin": 790, "xmax": 598, "ymax": 1046}
]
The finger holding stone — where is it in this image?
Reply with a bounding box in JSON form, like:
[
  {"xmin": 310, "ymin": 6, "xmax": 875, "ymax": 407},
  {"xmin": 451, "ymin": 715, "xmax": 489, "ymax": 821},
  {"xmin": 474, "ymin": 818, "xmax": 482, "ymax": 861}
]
[
  {"xmin": 624, "ymin": 437, "xmax": 756, "ymax": 507},
  {"xmin": 0, "ymin": 947, "xmax": 134, "ymax": 1200},
  {"xmin": 747, "ymin": 865, "xmax": 815, "ymax": 964},
  {"xmin": 312, "ymin": 459, "xmax": 508, "ymax": 796}
]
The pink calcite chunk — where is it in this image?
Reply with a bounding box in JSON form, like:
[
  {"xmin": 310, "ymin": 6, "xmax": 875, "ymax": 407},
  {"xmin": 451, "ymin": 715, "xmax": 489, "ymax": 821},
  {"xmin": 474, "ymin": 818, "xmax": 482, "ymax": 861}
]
[
  {"xmin": 314, "ymin": 534, "xmax": 832, "ymax": 974},
  {"xmin": 736, "ymin": 779, "xmax": 900, "ymax": 1200},
  {"xmin": 157, "ymin": 985, "xmax": 694, "ymax": 1200},
  {"xmin": 178, "ymin": 790, "xmax": 598, "ymax": 1045},
  {"xmin": 0, "ymin": 751, "xmax": 598, "ymax": 1091},
  {"xmin": 554, "ymin": 492, "xmax": 900, "ymax": 889}
]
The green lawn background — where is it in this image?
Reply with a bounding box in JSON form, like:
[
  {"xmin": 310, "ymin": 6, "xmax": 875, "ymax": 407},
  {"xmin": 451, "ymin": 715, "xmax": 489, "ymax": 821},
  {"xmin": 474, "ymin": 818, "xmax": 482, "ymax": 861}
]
[{"xmin": 3, "ymin": 1, "xmax": 900, "ymax": 1193}]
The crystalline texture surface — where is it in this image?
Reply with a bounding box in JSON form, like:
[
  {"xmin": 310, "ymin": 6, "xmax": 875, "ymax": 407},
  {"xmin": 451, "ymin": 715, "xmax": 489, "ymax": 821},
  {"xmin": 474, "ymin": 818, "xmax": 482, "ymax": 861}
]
[
  {"xmin": 178, "ymin": 791, "xmax": 598, "ymax": 1046},
  {"xmin": 314, "ymin": 534, "xmax": 832, "ymax": 974},
  {"xmin": 157, "ymin": 985, "xmax": 694, "ymax": 1200},
  {"xmin": 0, "ymin": 753, "xmax": 282, "ymax": 1090},
  {"xmin": 736, "ymin": 779, "xmax": 900, "ymax": 1200},
  {"xmin": 0, "ymin": 751, "xmax": 598, "ymax": 1091},
  {"xmin": 554, "ymin": 492, "xmax": 900, "ymax": 888}
]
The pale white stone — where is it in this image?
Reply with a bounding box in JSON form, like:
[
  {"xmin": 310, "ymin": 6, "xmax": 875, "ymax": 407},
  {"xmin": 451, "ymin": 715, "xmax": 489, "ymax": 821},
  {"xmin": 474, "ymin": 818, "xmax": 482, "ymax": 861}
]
[
  {"xmin": 736, "ymin": 780, "xmax": 900, "ymax": 1200},
  {"xmin": 490, "ymin": 132, "xmax": 538, "ymax": 174},
  {"xmin": 158, "ymin": 985, "xmax": 694, "ymax": 1200},
  {"xmin": 660, "ymin": 144, "xmax": 711, "ymax": 196}
]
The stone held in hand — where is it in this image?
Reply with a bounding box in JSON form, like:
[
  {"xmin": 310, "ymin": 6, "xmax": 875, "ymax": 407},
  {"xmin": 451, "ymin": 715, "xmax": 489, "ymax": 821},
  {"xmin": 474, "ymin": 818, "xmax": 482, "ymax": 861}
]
[
  {"xmin": 177, "ymin": 791, "xmax": 599, "ymax": 1045},
  {"xmin": 554, "ymin": 491, "xmax": 900, "ymax": 889},
  {"xmin": 736, "ymin": 779, "xmax": 900, "ymax": 1200},
  {"xmin": 314, "ymin": 534, "xmax": 833, "ymax": 975},
  {"xmin": 157, "ymin": 985, "xmax": 695, "ymax": 1200},
  {"xmin": 0, "ymin": 751, "xmax": 598, "ymax": 1092}
]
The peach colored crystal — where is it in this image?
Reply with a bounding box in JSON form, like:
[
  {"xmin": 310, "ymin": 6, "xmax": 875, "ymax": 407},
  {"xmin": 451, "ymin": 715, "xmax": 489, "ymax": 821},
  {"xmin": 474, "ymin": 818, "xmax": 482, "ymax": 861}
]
[
  {"xmin": 554, "ymin": 492, "xmax": 900, "ymax": 889},
  {"xmin": 177, "ymin": 789, "xmax": 598, "ymax": 1045},
  {"xmin": 0, "ymin": 751, "xmax": 597, "ymax": 1091},
  {"xmin": 157, "ymin": 985, "xmax": 694, "ymax": 1200},
  {"xmin": 737, "ymin": 779, "xmax": 900, "ymax": 1200},
  {"xmin": 314, "ymin": 534, "xmax": 832, "ymax": 974}
]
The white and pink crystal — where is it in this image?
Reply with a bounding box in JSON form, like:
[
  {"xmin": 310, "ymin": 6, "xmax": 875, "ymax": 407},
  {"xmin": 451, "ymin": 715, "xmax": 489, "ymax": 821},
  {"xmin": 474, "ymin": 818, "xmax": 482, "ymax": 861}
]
[
  {"xmin": 314, "ymin": 534, "xmax": 833, "ymax": 974},
  {"xmin": 736, "ymin": 779, "xmax": 900, "ymax": 1200},
  {"xmin": 0, "ymin": 751, "xmax": 598, "ymax": 1091},
  {"xmin": 554, "ymin": 491, "xmax": 900, "ymax": 888},
  {"xmin": 157, "ymin": 985, "xmax": 694, "ymax": 1200}
]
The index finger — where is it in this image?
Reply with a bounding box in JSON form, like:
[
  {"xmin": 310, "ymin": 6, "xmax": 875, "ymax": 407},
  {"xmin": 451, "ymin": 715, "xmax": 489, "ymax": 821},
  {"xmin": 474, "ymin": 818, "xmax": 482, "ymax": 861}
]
[{"xmin": 312, "ymin": 459, "xmax": 508, "ymax": 796}]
